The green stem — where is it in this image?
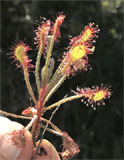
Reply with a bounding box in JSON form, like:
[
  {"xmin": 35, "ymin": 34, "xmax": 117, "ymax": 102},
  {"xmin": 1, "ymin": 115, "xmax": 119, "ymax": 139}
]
[
  {"xmin": 45, "ymin": 94, "xmax": 83, "ymax": 112},
  {"xmin": 42, "ymin": 20, "xmax": 59, "ymax": 86},
  {"xmin": 45, "ymin": 59, "xmax": 71, "ymax": 99},
  {"xmin": 40, "ymin": 124, "xmax": 62, "ymax": 136},
  {"xmin": 0, "ymin": 109, "xmax": 62, "ymax": 136},
  {"xmin": 42, "ymin": 36, "xmax": 54, "ymax": 86},
  {"xmin": 25, "ymin": 115, "xmax": 37, "ymax": 130},
  {"xmin": 45, "ymin": 74, "xmax": 66, "ymax": 103},
  {"xmin": 23, "ymin": 65, "xmax": 37, "ymax": 104},
  {"xmin": 35, "ymin": 44, "xmax": 43, "ymax": 94}
]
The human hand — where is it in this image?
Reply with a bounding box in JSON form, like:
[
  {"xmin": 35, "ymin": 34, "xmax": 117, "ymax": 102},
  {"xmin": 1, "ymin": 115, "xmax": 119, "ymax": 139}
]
[{"xmin": 0, "ymin": 116, "xmax": 60, "ymax": 160}]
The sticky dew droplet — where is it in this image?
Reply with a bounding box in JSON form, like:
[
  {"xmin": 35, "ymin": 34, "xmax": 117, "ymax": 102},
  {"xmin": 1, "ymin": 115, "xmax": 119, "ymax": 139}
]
[{"xmin": 93, "ymin": 107, "xmax": 96, "ymax": 110}]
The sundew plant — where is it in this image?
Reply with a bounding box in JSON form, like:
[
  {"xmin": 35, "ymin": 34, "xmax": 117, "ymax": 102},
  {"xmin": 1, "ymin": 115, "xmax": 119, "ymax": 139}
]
[{"xmin": 0, "ymin": 13, "xmax": 112, "ymax": 159}]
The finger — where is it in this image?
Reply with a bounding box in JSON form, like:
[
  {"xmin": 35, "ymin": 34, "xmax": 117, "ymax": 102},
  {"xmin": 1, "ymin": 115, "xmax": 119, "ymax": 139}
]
[
  {"xmin": 32, "ymin": 139, "xmax": 61, "ymax": 160},
  {"xmin": 0, "ymin": 116, "xmax": 33, "ymax": 160}
]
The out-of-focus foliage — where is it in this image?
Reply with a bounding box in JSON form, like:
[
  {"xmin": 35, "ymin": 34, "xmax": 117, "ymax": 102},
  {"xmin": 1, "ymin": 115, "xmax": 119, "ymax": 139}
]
[{"xmin": 1, "ymin": 0, "xmax": 123, "ymax": 159}]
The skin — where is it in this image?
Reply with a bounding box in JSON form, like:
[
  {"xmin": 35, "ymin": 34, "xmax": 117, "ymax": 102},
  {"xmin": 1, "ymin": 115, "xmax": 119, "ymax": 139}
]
[
  {"xmin": 32, "ymin": 140, "xmax": 61, "ymax": 160},
  {"xmin": 0, "ymin": 116, "xmax": 60, "ymax": 160}
]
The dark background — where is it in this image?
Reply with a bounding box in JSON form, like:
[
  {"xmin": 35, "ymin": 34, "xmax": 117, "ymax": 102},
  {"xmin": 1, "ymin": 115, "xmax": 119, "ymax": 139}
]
[{"xmin": 1, "ymin": 0, "xmax": 123, "ymax": 159}]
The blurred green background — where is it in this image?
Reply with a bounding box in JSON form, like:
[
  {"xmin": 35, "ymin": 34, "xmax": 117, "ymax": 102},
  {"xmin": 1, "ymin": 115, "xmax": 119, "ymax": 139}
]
[{"xmin": 1, "ymin": 0, "xmax": 123, "ymax": 159}]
